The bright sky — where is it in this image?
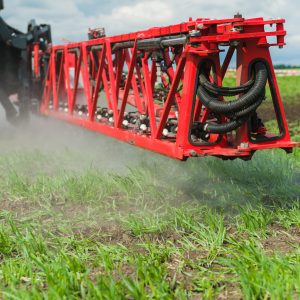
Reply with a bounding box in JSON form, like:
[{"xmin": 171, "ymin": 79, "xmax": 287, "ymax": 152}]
[{"xmin": 2, "ymin": 0, "xmax": 299, "ymax": 65}]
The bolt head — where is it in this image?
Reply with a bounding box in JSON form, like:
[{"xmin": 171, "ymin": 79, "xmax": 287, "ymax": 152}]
[
  {"xmin": 189, "ymin": 30, "xmax": 201, "ymax": 37},
  {"xmin": 189, "ymin": 150, "xmax": 197, "ymax": 157},
  {"xmin": 239, "ymin": 142, "xmax": 249, "ymax": 149}
]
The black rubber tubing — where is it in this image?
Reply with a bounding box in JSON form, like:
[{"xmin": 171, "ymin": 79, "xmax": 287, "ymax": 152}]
[
  {"xmin": 203, "ymin": 117, "xmax": 247, "ymax": 134},
  {"xmin": 197, "ymin": 62, "xmax": 268, "ymax": 114},
  {"xmin": 199, "ymin": 76, "xmax": 254, "ymax": 96},
  {"xmin": 227, "ymin": 93, "xmax": 265, "ymax": 118},
  {"xmin": 203, "ymin": 95, "xmax": 263, "ymax": 134}
]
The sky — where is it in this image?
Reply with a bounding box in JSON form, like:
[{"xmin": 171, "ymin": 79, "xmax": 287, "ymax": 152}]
[{"xmin": 1, "ymin": 0, "xmax": 299, "ymax": 65}]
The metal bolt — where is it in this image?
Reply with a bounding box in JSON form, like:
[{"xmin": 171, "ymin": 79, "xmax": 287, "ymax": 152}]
[
  {"xmin": 189, "ymin": 150, "xmax": 198, "ymax": 157},
  {"xmin": 239, "ymin": 142, "xmax": 249, "ymax": 149},
  {"xmin": 189, "ymin": 30, "xmax": 201, "ymax": 37},
  {"xmin": 230, "ymin": 40, "xmax": 240, "ymax": 47},
  {"xmin": 140, "ymin": 114, "xmax": 147, "ymax": 121}
]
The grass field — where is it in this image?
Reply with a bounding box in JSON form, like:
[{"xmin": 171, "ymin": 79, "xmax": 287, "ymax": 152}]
[{"xmin": 0, "ymin": 76, "xmax": 299, "ymax": 299}]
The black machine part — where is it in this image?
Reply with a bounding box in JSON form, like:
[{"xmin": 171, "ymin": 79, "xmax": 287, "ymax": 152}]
[{"xmin": 0, "ymin": 1, "xmax": 51, "ymax": 124}]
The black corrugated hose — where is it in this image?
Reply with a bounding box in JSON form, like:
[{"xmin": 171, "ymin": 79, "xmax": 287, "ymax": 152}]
[{"xmin": 197, "ymin": 62, "xmax": 267, "ymax": 134}]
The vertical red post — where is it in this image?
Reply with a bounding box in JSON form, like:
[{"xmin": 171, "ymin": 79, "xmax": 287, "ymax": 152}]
[
  {"xmin": 176, "ymin": 52, "xmax": 200, "ymax": 151},
  {"xmin": 33, "ymin": 43, "xmax": 40, "ymax": 79}
]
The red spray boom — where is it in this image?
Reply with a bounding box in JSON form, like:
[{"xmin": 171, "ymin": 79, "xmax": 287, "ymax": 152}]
[{"xmin": 39, "ymin": 14, "xmax": 299, "ymax": 160}]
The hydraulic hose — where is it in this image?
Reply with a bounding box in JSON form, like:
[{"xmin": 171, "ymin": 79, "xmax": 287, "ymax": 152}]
[
  {"xmin": 198, "ymin": 62, "xmax": 267, "ymax": 114},
  {"xmin": 197, "ymin": 62, "xmax": 268, "ymax": 134},
  {"xmin": 203, "ymin": 117, "xmax": 247, "ymax": 134},
  {"xmin": 227, "ymin": 93, "xmax": 265, "ymax": 119},
  {"xmin": 200, "ymin": 76, "xmax": 254, "ymax": 96}
]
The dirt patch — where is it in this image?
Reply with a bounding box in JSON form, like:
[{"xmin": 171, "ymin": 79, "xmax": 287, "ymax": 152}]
[
  {"xmin": 259, "ymin": 100, "xmax": 300, "ymax": 122},
  {"xmin": 77, "ymin": 227, "xmax": 186, "ymax": 247},
  {"xmin": 95, "ymin": 227, "xmax": 135, "ymax": 245},
  {"xmin": 140, "ymin": 229, "xmax": 183, "ymax": 244},
  {"xmin": 217, "ymin": 283, "xmax": 242, "ymax": 300},
  {"xmin": 0, "ymin": 198, "xmax": 40, "ymax": 218},
  {"xmin": 262, "ymin": 225, "xmax": 300, "ymax": 254},
  {"xmin": 89, "ymin": 263, "xmax": 136, "ymax": 283}
]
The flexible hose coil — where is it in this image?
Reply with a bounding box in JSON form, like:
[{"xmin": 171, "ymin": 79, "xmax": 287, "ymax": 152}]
[
  {"xmin": 200, "ymin": 77, "xmax": 254, "ymax": 97},
  {"xmin": 197, "ymin": 62, "xmax": 267, "ymax": 134}
]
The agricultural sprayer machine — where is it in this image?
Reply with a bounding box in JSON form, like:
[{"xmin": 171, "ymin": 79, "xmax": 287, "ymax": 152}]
[{"xmin": 0, "ymin": 1, "xmax": 299, "ymax": 160}]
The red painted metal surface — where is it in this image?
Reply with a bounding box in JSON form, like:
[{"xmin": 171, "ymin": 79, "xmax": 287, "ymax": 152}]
[
  {"xmin": 32, "ymin": 43, "xmax": 41, "ymax": 79},
  {"xmin": 40, "ymin": 16, "xmax": 299, "ymax": 160}
]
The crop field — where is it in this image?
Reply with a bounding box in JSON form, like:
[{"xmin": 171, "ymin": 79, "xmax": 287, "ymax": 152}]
[{"xmin": 0, "ymin": 76, "xmax": 299, "ymax": 299}]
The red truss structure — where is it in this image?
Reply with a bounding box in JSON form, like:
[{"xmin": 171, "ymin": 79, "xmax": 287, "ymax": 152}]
[{"xmin": 40, "ymin": 15, "xmax": 299, "ymax": 160}]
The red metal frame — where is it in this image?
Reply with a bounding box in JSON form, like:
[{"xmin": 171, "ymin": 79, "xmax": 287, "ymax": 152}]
[{"xmin": 40, "ymin": 16, "xmax": 299, "ymax": 160}]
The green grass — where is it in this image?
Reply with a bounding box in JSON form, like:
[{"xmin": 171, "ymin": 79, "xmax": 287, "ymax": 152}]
[
  {"xmin": 0, "ymin": 145, "xmax": 300, "ymax": 299},
  {"xmin": 0, "ymin": 74, "xmax": 299, "ymax": 298},
  {"xmin": 223, "ymin": 241, "xmax": 300, "ymax": 299}
]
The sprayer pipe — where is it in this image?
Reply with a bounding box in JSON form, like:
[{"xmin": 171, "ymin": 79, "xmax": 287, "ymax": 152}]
[{"xmin": 112, "ymin": 35, "xmax": 187, "ymax": 52}]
